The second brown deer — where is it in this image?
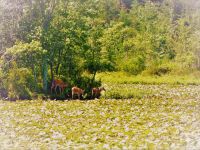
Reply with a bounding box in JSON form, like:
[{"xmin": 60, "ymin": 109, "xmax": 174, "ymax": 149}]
[
  {"xmin": 92, "ymin": 87, "xmax": 106, "ymax": 99},
  {"xmin": 72, "ymin": 86, "xmax": 84, "ymax": 99},
  {"xmin": 51, "ymin": 79, "xmax": 68, "ymax": 95}
]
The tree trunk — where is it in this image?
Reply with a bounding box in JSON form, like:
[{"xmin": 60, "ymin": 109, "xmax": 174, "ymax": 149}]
[
  {"xmin": 50, "ymin": 62, "xmax": 54, "ymax": 82},
  {"xmin": 91, "ymin": 70, "xmax": 97, "ymax": 87},
  {"xmin": 42, "ymin": 57, "xmax": 48, "ymax": 94}
]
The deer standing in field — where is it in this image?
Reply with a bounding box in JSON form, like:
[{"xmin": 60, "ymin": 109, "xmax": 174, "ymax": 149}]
[
  {"xmin": 92, "ymin": 87, "xmax": 106, "ymax": 99},
  {"xmin": 51, "ymin": 79, "xmax": 68, "ymax": 95},
  {"xmin": 72, "ymin": 86, "xmax": 84, "ymax": 99}
]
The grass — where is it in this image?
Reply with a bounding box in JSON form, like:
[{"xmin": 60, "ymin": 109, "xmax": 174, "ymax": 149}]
[
  {"xmin": 0, "ymin": 83, "xmax": 200, "ymax": 149},
  {"xmin": 1, "ymin": 72, "xmax": 200, "ymax": 149},
  {"xmin": 96, "ymin": 72, "xmax": 200, "ymax": 85},
  {"xmin": 101, "ymin": 84, "xmax": 152, "ymax": 99}
]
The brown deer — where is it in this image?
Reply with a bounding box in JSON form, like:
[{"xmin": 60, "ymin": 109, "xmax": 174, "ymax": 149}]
[
  {"xmin": 72, "ymin": 86, "xmax": 84, "ymax": 99},
  {"xmin": 92, "ymin": 87, "xmax": 106, "ymax": 99},
  {"xmin": 51, "ymin": 79, "xmax": 68, "ymax": 94}
]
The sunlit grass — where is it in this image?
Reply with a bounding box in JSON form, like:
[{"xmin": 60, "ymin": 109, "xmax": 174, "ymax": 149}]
[
  {"xmin": 0, "ymin": 84, "xmax": 200, "ymax": 149},
  {"xmin": 97, "ymin": 72, "xmax": 200, "ymax": 85},
  {"xmin": 101, "ymin": 84, "xmax": 152, "ymax": 99}
]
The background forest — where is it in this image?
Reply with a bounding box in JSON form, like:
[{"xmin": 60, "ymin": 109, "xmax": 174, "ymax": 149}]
[{"xmin": 0, "ymin": 0, "xmax": 200, "ymax": 99}]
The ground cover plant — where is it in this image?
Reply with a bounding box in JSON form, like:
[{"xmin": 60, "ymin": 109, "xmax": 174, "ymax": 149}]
[{"xmin": 0, "ymin": 83, "xmax": 200, "ymax": 149}]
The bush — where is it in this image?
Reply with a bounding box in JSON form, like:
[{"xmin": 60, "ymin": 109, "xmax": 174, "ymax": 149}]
[
  {"xmin": 7, "ymin": 68, "xmax": 36, "ymax": 100},
  {"xmin": 142, "ymin": 60, "xmax": 175, "ymax": 76},
  {"xmin": 119, "ymin": 55, "xmax": 145, "ymax": 75}
]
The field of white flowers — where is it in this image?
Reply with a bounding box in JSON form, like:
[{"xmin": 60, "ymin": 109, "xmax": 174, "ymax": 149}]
[{"xmin": 0, "ymin": 84, "xmax": 200, "ymax": 149}]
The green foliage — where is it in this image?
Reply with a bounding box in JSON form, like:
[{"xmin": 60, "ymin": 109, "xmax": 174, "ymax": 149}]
[
  {"xmin": 100, "ymin": 22, "xmax": 136, "ymax": 67},
  {"xmin": 7, "ymin": 67, "xmax": 35, "ymax": 100},
  {"xmin": 172, "ymin": 18, "xmax": 198, "ymax": 70},
  {"xmin": 142, "ymin": 59, "xmax": 174, "ymax": 76},
  {"xmin": 0, "ymin": 69, "xmax": 7, "ymax": 99},
  {"xmin": 1, "ymin": 0, "xmax": 200, "ymax": 99},
  {"xmin": 0, "ymin": 69, "xmax": 4, "ymax": 88},
  {"xmin": 119, "ymin": 55, "xmax": 145, "ymax": 75},
  {"xmin": 2, "ymin": 40, "xmax": 46, "ymax": 93},
  {"xmin": 4, "ymin": 40, "xmax": 45, "ymax": 68}
]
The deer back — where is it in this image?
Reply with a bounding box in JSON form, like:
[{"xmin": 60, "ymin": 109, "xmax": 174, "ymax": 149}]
[{"xmin": 72, "ymin": 87, "xmax": 84, "ymax": 94}]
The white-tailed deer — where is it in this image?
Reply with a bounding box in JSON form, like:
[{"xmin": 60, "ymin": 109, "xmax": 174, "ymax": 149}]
[
  {"xmin": 72, "ymin": 86, "xmax": 84, "ymax": 99},
  {"xmin": 92, "ymin": 87, "xmax": 106, "ymax": 98},
  {"xmin": 51, "ymin": 79, "xmax": 67, "ymax": 94}
]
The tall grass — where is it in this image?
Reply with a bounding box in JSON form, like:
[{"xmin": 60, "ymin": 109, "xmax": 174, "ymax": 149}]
[
  {"xmin": 101, "ymin": 84, "xmax": 152, "ymax": 99},
  {"xmin": 96, "ymin": 72, "xmax": 200, "ymax": 85}
]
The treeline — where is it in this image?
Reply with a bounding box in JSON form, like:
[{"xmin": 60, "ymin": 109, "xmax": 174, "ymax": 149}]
[{"xmin": 0, "ymin": 0, "xmax": 200, "ymax": 99}]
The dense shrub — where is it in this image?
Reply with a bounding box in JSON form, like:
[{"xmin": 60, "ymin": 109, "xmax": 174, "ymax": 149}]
[
  {"xmin": 7, "ymin": 68, "xmax": 36, "ymax": 100},
  {"xmin": 142, "ymin": 60, "xmax": 176, "ymax": 76},
  {"xmin": 120, "ymin": 56, "xmax": 145, "ymax": 75}
]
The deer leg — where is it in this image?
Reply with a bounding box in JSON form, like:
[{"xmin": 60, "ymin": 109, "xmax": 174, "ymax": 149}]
[
  {"xmin": 94, "ymin": 93, "xmax": 97, "ymax": 98},
  {"xmin": 55, "ymin": 85, "xmax": 58, "ymax": 95},
  {"xmin": 60, "ymin": 87, "xmax": 63, "ymax": 94},
  {"xmin": 92, "ymin": 91, "xmax": 95, "ymax": 99},
  {"xmin": 51, "ymin": 86, "xmax": 53, "ymax": 94},
  {"xmin": 59, "ymin": 86, "xmax": 62, "ymax": 95},
  {"xmin": 51, "ymin": 84, "xmax": 56, "ymax": 94},
  {"xmin": 61, "ymin": 88, "xmax": 63, "ymax": 94}
]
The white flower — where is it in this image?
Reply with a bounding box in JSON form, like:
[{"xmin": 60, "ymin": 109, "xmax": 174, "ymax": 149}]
[
  {"xmin": 52, "ymin": 131, "xmax": 63, "ymax": 139},
  {"xmin": 103, "ymin": 144, "xmax": 110, "ymax": 149}
]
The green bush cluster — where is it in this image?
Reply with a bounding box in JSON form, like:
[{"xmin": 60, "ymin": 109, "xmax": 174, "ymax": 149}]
[
  {"xmin": 119, "ymin": 56, "xmax": 145, "ymax": 75},
  {"xmin": 7, "ymin": 68, "xmax": 35, "ymax": 100},
  {"xmin": 1, "ymin": 0, "xmax": 200, "ymax": 99}
]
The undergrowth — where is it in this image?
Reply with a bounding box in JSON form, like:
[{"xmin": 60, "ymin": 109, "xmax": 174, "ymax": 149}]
[{"xmin": 97, "ymin": 72, "xmax": 200, "ymax": 85}]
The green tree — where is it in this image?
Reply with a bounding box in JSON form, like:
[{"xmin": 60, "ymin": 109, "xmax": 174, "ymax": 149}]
[{"xmin": 3, "ymin": 40, "xmax": 46, "ymax": 91}]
